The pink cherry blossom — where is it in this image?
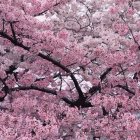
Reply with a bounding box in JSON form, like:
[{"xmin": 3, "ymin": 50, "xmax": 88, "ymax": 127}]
[{"xmin": 0, "ymin": 0, "xmax": 140, "ymax": 139}]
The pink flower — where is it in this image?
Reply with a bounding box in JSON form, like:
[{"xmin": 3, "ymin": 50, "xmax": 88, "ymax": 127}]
[
  {"xmin": 58, "ymin": 30, "xmax": 69, "ymax": 41},
  {"xmin": 113, "ymin": 22, "xmax": 129, "ymax": 36},
  {"xmin": 109, "ymin": 7, "xmax": 118, "ymax": 14}
]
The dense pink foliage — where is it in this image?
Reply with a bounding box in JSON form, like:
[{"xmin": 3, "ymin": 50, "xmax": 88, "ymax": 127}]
[{"xmin": 0, "ymin": 0, "xmax": 140, "ymax": 139}]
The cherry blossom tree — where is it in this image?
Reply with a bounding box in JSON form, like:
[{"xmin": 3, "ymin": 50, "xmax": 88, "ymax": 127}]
[{"xmin": 0, "ymin": 0, "xmax": 140, "ymax": 139}]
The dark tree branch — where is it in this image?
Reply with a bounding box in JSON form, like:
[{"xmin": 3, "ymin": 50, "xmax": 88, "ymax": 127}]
[
  {"xmin": 120, "ymin": 14, "xmax": 140, "ymax": 50},
  {"xmin": 100, "ymin": 67, "xmax": 112, "ymax": 81},
  {"xmin": 62, "ymin": 97, "xmax": 93, "ymax": 108},
  {"xmin": 38, "ymin": 52, "xmax": 85, "ymax": 99},
  {"xmin": 10, "ymin": 85, "xmax": 57, "ymax": 95},
  {"xmin": 6, "ymin": 64, "xmax": 17, "ymax": 75},
  {"xmin": 133, "ymin": 72, "xmax": 138, "ymax": 82},
  {"xmin": 118, "ymin": 64, "xmax": 128, "ymax": 87},
  {"xmin": 0, "ymin": 29, "xmax": 87, "ymax": 108},
  {"xmin": 0, "ymin": 78, "xmax": 9, "ymax": 102},
  {"xmin": 34, "ymin": 9, "xmax": 49, "ymax": 17},
  {"xmin": 2, "ymin": 19, "xmax": 5, "ymax": 32},
  {"xmin": 102, "ymin": 106, "xmax": 109, "ymax": 116},
  {"xmin": 89, "ymin": 84, "xmax": 101, "ymax": 94},
  {"xmin": 33, "ymin": 2, "xmax": 60, "ymax": 17},
  {"xmin": 0, "ymin": 31, "xmax": 30, "ymax": 51},
  {"xmin": 115, "ymin": 84, "xmax": 135, "ymax": 95},
  {"xmin": 10, "ymin": 22, "xmax": 17, "ymax": 41}
]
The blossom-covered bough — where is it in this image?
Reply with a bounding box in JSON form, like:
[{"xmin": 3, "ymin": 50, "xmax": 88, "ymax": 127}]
[{"xmin": 0, "ymin": 0, "xmax": 140, "ymax": 139}]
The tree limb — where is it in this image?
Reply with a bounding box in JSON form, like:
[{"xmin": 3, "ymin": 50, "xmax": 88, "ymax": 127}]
[
  {"xmin": 0, "ymin": 31, "xmax": 30, "ymax": 51},
  {"xmin": 100, "ymin": 67, "xmax": 112, "ymax": 81},
  {"xmin": 10, "ymin": 85, "xmax": 57, "ymax": 95},
  {"xmin": 0, "ymin": 29, "xmax": 86, "ymax": 107},
  {"xmin": 115, "ymin": 84, "xmax": 135, "ymax": 95}
]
